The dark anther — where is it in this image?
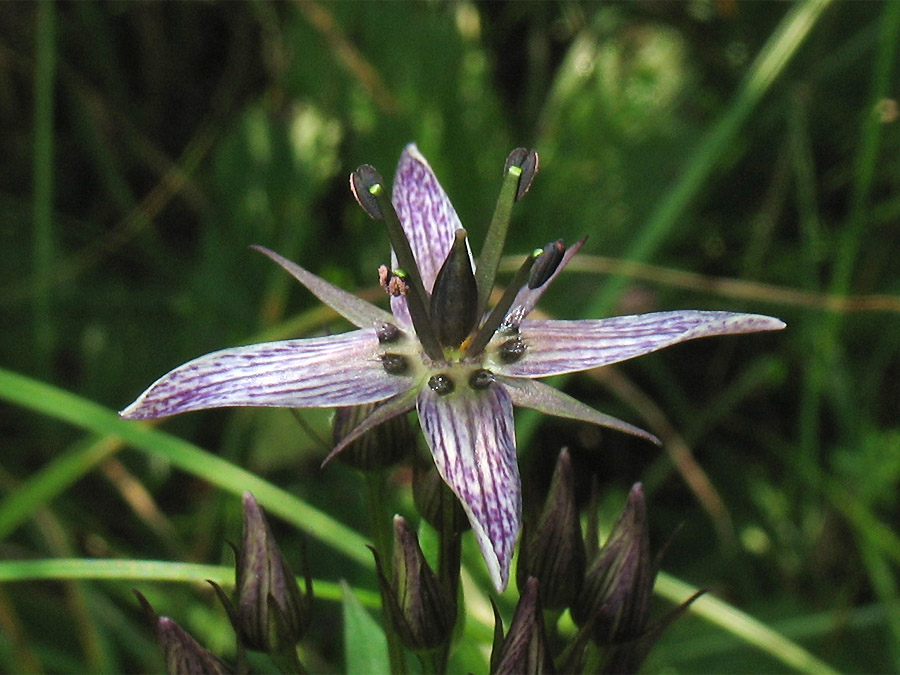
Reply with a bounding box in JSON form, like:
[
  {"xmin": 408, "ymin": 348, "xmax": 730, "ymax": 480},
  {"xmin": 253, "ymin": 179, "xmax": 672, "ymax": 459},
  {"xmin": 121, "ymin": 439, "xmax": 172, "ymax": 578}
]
[
  {"xmin": 381, "ymin": 354, "xmax": 409, "ymax": 375},
  {"xmin": 428, "ymin": 374, "xmax": 455, "ymax": 396},
  {"xmin": 376, "ymin": 322, "xmax": 402, "ymax": 344},
  {"xmin": 350, "ymin": 165, "xmax": 386, "ymax": 220},
  {"xmin": 504, "ymin": 148, "xmax": 540, "ymax": 201},
  {"xmin": 469, "ymin": 369, "xmax": 495, "ymax": 390},
  {"xmin": 528, "ymin": 239, "xmax": 566, "ymax": 289},
  {"xmin": 499, "ymin": 335, "xmax": 526, "ymax": 364}
]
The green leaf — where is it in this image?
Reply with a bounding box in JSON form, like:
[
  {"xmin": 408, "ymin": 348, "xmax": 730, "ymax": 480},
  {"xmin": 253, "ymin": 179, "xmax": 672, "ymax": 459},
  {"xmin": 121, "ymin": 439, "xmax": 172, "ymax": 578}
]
[{"xmin": 341, "ymin": 581, "xmax": 390, "ymax": 675}]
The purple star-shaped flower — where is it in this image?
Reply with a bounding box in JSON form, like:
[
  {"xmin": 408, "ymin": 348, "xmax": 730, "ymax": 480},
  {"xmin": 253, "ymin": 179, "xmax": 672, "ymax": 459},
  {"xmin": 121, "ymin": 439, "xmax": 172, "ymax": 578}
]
[{"xmin": 122, "ymin": 144, "xmax": 784, "ymax": 591}]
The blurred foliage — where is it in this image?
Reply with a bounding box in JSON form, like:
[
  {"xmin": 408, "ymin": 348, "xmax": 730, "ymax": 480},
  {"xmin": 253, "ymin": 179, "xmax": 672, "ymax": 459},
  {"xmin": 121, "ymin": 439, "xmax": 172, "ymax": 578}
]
[{"xmin": 1, "ymin": 0, "xmax": 899, "ymax": 672}]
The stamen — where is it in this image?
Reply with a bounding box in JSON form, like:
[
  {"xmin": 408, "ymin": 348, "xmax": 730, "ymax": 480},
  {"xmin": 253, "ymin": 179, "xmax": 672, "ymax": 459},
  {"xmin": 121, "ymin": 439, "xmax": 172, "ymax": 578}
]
[
  {"xmin": 528, "ymin": 239, "xmax": 566, "ymax": 289},
  {"xmin": 466, "ymin": 249, "xmax": 539, "ymax": 358},
  {"xmin": 376, "ymin": 322, "xmax": 402, "ymax": 344},
  {"xmin": 428, "ymin": 374, "xmax": 455, "ymax": 395},
  {"xmin": 469, "ymin": 369, "xmax": 495, "ymax": 390},
  {"xmin": 380, "ymin": 354, "xmax": 409, "ymax": 375},
  {"xmin": 350, "ymin": 165, "xmax": 444, "ymax": 361},
  {"xmin": 498, "ymin": 335, "xmax": 526, "ymax": 364},
  {"xmin": 474, "ymin": 148, "xmax": 539, "ymax": 316}
]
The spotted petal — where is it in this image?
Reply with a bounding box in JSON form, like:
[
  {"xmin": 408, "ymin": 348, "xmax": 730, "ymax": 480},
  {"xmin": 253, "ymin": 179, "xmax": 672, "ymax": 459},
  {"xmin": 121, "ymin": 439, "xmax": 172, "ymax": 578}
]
[
  {"xmin": 121, "ymin": 329, "xmax": 414, "ymax": 420},
  {"xmin": 417, "ymin": 382, "xmax": 520, "ymax": 591},
  {"xmin": 494, "ymin": 311, "xmax": 786, "ymax": 379}
]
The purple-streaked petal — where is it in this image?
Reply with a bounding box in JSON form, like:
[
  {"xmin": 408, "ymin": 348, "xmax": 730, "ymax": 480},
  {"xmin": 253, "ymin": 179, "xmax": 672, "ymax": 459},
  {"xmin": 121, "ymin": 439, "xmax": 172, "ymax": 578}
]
[
  {"xmin": 390, "ymin": 145, "xmax": 471, "ymax": 325},
  {"xmin": 417, "ymin": 382, "xmax": 520, "ymax": 591},
  {"xmin": 321, "ymin": 388, "xmax": 418, "ymax": 466},
  {"xmin": 252, "ymin": 246, "xmax": 396, "ymax": 329},
  {"xmin": 121, "ymin": 329, "xmax": 414, "ymax": 420},
  {"xmin": 494, "ymin": 311, "xmax": 786, "ymax": 379},
  {"xmin": 392, "ymin": 144, "xmax": 464, "ymax": 290},
  {"xmin": 502, "ymin": 237, "xmax": 586, "ymax": 328},
  {"xmin": 499, "ymin": 376, "xmax": 660, "ymax": 445}
]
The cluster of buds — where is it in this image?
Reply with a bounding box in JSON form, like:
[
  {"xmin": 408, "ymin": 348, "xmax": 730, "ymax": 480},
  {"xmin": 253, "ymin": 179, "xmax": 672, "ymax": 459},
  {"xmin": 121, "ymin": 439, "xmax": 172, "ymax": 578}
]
[
  {"xmin": 508, "ymin": 450, "xmax": 701, "ymax": 673},
  {"xmin": 137, "ymin": 492, "xmax": 313, "ymax": 674}
]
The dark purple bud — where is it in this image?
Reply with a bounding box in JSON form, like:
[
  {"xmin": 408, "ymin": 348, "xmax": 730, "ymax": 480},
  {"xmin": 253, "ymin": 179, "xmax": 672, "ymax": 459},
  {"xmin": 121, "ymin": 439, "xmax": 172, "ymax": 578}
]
[
  {"xmin": 430, "ymin": 229, "xmax": 479, "ymax": 348},
  {"xmin": 236, "ymin": 492, "xmax": 312, "ymax": 652},
  {"xmin": 370, "ymin": 516, "xmax": 457, "ymax": 651},
  {"xmin": 332, "ymin": 402, "xmax": 414, "ymax": 471},
  {"xmin": 504, "ymin": 148, "xmax": 540, "ymax": 201},
  {"xmin": 412, "ymin": 456, "xmax": 470, "ymax": 534},
  {"xmin": 572, "ymin": 484, "xmax": 653, "ymax": 646},
  {"xmin": 491, "ymin": 577, "xmax": 554, "ymax": 674},
  {"xmin": 350, "ymin": 164, "xmax": 386, "ymax": 220},
  {"xmin": 528, "ymin": 240, "xmax": 566, "ymax": 289},
  {"xmin": 134, "ymin": 591, "xmax": 231, "ymax": 675},
  {"xmin": 517, "ymin": 449, "xmax": 585, "ymax": 610}
]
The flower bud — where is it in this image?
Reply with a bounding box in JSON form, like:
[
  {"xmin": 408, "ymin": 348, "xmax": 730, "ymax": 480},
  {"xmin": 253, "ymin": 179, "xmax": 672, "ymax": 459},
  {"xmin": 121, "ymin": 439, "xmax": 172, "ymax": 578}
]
[
  {"xmin": 412, "ymin": 456, "xmax": 469, "ymax": 534},
  {"xmin": 572, "ymin": 483, "xmax": 652, "ymax": 645},
  {"xmin": 371, "ymin": 516, "xmax": 456, "ymax": 651},
  {"xmin": 333, "ymin": 402, "xmax": 415, "ymax": 471},
  {"xmin": 491, "ymin": 577, "xmax": 554, "ymax": 674},
  {"xmin": 134, "ymin": 591, "xmax": 231, "ymax": 675},
  {"xmin": 234, "ymin": 492, "xmax": 312, "ymax": 653},
  {"xmin": 517, "ymin": 448, "xmax": 585, "ymax": 610}
]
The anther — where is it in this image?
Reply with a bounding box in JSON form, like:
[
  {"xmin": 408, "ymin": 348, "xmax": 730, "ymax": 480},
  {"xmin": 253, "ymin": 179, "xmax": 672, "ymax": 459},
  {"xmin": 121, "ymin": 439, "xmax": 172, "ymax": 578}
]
[
  {"xmin": 469, "ymin": 369, "xmax": 495, "ymax": 390},
  {"xmin": 381, "ymin": 354, "xmax": 409, "ymax": 375},
  {"xmin": 499, "ymin": 335, "xmax": 526, "ymax": 364},
  {"xmin": 428, "ymin": 374, "xmax": 455, "ymax": 396},
  {"xmin": 376, "ymin": 322, "xmax": 402, "ymax": 344},
  {"xmin": 528, "ymin": 239, "xmax": 566, "ymax": 289}
]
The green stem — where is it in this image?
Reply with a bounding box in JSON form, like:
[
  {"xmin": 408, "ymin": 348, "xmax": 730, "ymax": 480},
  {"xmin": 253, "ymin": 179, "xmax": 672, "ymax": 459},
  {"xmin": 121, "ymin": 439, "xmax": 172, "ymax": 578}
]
[
  {"xmin": 433, "ymin": 484, "xmax": 461, "ymax": 674},
  {"xmin": 475, "ymin": 165, "xmax": 522, "ymax": 315},
  {"xmin": 32, "ymin": 0, "xmax": 57, "ymax": 377},
  {"xmin": 364, "ymin": 471, "xmax": 407, "ymax": 675}
]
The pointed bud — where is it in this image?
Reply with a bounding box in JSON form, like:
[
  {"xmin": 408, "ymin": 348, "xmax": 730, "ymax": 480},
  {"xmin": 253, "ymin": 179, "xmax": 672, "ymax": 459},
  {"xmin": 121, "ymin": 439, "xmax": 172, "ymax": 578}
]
[
  {"xmin": 412, "ymin": 456, "xmax": 470, "ymax": 534},
  {"xmin": 350, "ymin": 165, "xmax": 386, "ymax": 219},
  {"xmin": 333, "ymin": 402, "xmax": 415, "ymax": 471},
  {"xmin": 134, "ymin": 591, "xmax": 231, "ymax": 675},
  {"xmin": 235, "ymin": 492, "xmax": 312, "ymax": 653},
  {"xmin": 491, "ymin": 577, "xmax": 554, "ymax": 674},
  {"xmin": 430, "ymin": 229, "xmax": 479, "ymax": 348},
  {"xmin": 371, "ymin": 516, "xmax": 456, "ymax": 651},
  {"xmin": 572, "ymin": 484, "xmax": 653, "ymax": 646},
  {"xmin": 517, "ymin": 449, "xmax": 585, "ymax": 610},
  {"xmin": 504, "ymin": 148, "xmax": 540, "ymax": 201}
]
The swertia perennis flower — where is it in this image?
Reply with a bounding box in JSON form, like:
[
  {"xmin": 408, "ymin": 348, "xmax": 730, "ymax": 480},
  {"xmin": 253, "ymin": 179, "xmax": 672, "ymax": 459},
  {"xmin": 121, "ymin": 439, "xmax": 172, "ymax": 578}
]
[{"xmin": 121, "ymin": 144, "xmax": 785, "ymax": 591}]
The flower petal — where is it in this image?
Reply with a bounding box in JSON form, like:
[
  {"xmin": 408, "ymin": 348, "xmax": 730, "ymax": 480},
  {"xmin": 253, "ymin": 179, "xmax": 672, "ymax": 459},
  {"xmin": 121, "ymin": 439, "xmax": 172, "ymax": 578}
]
[
  {"xmin": 121, "ymin": 329, "xmax": 414, "ymax": 420},
  {"xmin": 252, "ymin": 246, "xmax": 395, "ymax": 328},
  {"xmin": 391, "ymin": 145, "xmax": 470, "ymax": 325},
  {"xmin": 503, "ymin": 237, "xmax": 586, "ymax": 328},
  {"xmin": 494, "ymin": 311, "xmax": 786, "ymax": 378},
  {"xmin": 499, "ymin": 376, "xmax": 660, "ymax": 445},
  {"xmin": 417, "ymin": 381, "xmax": 520, "ymax": 591}
]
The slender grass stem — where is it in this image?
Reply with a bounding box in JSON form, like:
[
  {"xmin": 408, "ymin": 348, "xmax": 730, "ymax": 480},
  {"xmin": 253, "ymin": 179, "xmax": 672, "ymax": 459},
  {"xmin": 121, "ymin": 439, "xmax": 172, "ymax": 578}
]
[{"xmin": 32, "ymin": 0, "xmax": 57, "ymax": 377}]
